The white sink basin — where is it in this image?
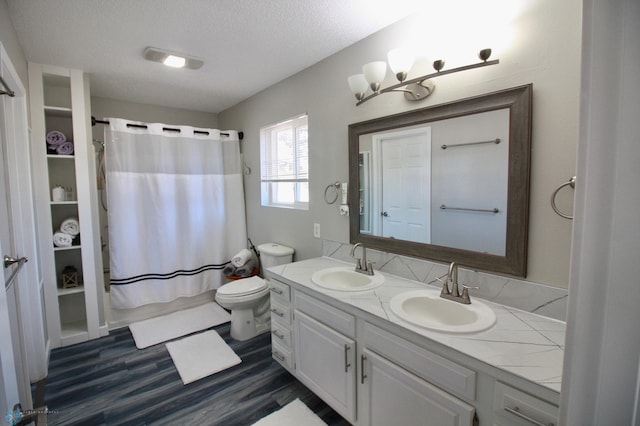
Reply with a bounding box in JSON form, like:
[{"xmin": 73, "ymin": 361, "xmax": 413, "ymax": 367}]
[
  {"xmin": 312, "ymin": 266, "xmax": 384, "ymax": 292},
  {"xmin": 390, "ymin": 289, "xmax": 496, "ymax": 333}
]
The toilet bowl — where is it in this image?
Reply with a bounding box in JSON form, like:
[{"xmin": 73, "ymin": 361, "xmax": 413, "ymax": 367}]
[
  {"xmin": 217, "ymin": 243, "xmax": 294, "ymax": 341},
  {"xmin": 215, "ymin": 276, "xmax": 271, "ymax": 341}
]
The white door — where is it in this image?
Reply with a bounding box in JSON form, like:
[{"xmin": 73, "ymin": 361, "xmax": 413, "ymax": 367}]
[
  {"xmin": 0, "ymin": 44, "xmax": 46, "ymax": 419},
  {"xmin": 0, "ymin": 102, "xmax": 27, "ymax": 420},
  {"xmin": 375, "ymin": 127, "xmax": 431, "ymax": 243}
]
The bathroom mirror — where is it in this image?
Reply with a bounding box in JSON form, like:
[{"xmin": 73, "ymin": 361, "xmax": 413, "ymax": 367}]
[{"xmin": 348, "ymin": 85, "xmax": 532, "ymax": 276}]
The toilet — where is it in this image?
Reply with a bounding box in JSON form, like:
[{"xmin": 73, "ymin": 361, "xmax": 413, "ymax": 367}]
[{"xmin": 215, "ymin": 243, "xmax": 294, "ymax": 341}]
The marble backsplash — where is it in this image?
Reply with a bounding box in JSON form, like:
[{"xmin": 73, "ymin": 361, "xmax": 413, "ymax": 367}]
[{"xmin": 322, "ymin": 239, "xmax": 568, "ymax": 322}]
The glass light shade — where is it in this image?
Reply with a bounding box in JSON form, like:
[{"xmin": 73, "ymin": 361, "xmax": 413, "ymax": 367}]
[
  {"xmin": 387, "ymin": 48, "xmax": 414, "ymax": 75},
  {"xmin": 362, "ymin": 61, "xmax": 387, "ymax": 90},
  {"xmin": 348, "ymin": 74, "xmax": 369, "ymax": 95}
]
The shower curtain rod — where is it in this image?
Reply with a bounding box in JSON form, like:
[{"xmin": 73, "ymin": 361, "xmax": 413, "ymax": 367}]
[{"xmin": 91, "ymin": 116, "xmax": 243, "ymax": 140}]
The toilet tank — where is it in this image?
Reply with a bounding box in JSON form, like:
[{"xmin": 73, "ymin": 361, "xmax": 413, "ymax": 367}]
[{"xmin": 258, "ymin": 243, "xmax": 294, "ymax": 275}]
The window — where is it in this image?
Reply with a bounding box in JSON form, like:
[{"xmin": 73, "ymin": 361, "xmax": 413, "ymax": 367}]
[{"xmin": 260, "ymin": 115, "xmax": 309, "ymax": 209}]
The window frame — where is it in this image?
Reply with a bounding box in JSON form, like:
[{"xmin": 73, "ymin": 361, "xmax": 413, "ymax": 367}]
[{"xmin": 260, "ymin": 114, "xmax": 309, "ymax": 210}]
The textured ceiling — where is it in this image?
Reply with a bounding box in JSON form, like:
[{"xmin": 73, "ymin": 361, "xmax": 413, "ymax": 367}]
[{"xmin": 6, "ymin": 0, "xmax": 425, "ymax": 113}]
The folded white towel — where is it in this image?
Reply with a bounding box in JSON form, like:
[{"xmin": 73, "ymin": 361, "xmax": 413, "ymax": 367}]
[
  {"xmin": 60, "ymin": 217, "xmax": 80, "ymax": 236},
  {"xmin": 232, "ymin": 248, "xmax": 253, "ymax": 267},
  {"xmin": 53, "ymin": 231, "xmax": 73, "ymax": 248}
]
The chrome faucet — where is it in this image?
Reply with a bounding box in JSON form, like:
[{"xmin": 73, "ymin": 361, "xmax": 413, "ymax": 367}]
[
  {"xmin": 439, "ymin": 262, "xmax": 477, "ymax": 304},
  {"xmin": 350, "ymin": 243, "xmax": 374, "ymax": 275}
]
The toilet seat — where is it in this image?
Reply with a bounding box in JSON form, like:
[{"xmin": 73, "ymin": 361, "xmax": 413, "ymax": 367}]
[{"xmin": 217, "ymin": 276, "xmax": 267, "ymax": 297}]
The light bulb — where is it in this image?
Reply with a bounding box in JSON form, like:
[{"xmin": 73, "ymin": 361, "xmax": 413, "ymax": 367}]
[
  {"xmin": 163, "ymin": 55, "xmax": 186, "ymax": 68},
  {"xmin": 387, "ymin": 48, "xmax": 414, "ymax": 82},
  {"xmin": 348, "ymin": 74, "xmax": 369, "ymax": 100},
  {"xmin": 362, "ymin": 61, "xmax": 387, "ymax": 92}
]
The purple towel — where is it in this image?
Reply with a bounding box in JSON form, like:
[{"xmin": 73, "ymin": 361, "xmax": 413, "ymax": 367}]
[
  {"xmin": 56, "ymin": 141, "xmax": 74, "ymax": 155},
  {"xmin": 46, "ymin": 130, "xmax": 66, "ymax": 146}
]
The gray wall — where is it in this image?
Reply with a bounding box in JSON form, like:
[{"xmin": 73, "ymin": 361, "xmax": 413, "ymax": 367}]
[
  {"xmin": 219, "ymin": 0, "xmax": 582, "ymax": 288},
  {"xmin": 0, "ymin": 0, "xmax": 27, "ymax": 95}
]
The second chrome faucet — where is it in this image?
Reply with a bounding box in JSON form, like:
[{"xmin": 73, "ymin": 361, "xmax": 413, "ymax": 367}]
[
  {"xmin": 440, "ymin": 261, "xmax": 478, "ymax": 304},
  {"xmin": 350, "ymin": 243, "xmax": 374, "ymax": 275}
]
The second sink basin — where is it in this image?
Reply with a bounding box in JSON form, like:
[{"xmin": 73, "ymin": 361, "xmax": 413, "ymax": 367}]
[
  {"xmin": 312, "ymin": 266, "xmax": 384, "ymax": 292},
  {"xmin": 390, "ymin": 289, "xmax": 496, "ymax": 333}
]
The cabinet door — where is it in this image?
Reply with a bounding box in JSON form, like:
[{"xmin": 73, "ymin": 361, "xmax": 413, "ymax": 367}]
[
  {"xmin": 294, "ymin": 310, "xmax": 356, "ymax": 423},
  {"xmin": 361, "ymin": 349, "xmax": 475, "ymax": 426}
]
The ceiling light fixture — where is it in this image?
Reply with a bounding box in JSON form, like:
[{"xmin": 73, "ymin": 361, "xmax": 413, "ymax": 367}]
[
  {"xmin": 163, "ymin": 55, "xmax": 186, "ymax": 68},
  {"xmin": 144, "ymin": 47, "xmax": 203, "ymax": 70},
  {"xmin": 348, "ymin": 48, "xmax": 498, "ymax": 106}
]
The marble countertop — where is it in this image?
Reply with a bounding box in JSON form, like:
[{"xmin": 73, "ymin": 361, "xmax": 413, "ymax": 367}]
[{"xmin": 268, "ymin": 256, "xmax": 564, "ymax": 393}]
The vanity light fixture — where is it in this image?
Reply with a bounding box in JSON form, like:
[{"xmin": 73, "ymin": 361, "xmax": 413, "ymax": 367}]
[
  {"xmin": 348, "ymin": 48, "xmax": 498, "ymax": 106},
  {"xmin": 143, "ymin": 47, "xmax": 204, "ymax": 70}
]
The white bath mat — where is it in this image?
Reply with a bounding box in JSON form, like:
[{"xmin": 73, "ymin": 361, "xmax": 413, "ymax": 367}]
[
  {"xmin": 129, "ymin": 302, "xmax": 230, "ymax": 349},
  {"xmin": 251, "ymin": 399, "xmax": 327, "ymax": 426},
  {"xmin": 166, "ymin": 330, "xmax": 241, "ymax": 385}
]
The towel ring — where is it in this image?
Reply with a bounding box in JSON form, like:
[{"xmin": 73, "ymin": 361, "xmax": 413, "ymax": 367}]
[
  {"xmin": 551, "ymin": 176, "xmax": 576, "ymax": 219},
  {"xmin": 324, "ymin": 182, "xmax": 341, "ymax": 204}
]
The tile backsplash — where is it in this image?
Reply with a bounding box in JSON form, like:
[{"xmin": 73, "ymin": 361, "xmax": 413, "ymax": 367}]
[{"xmin": 322, "ymin": 239, "xmax": 568, "ymax": 322}]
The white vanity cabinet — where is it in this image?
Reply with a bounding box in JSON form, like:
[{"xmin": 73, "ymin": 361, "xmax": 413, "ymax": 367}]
[
  {"xmin": 268, "ymin": 262, "xmax": 560, "ymax": 426},
  {"xmin": 360, "ymin": 322, "xmax": 476, "ymax": 426},
  {"xmin": 294, "ymin": 292, "xmax": 357, "ymax": 423},
  {"xmin": 492, "ymin": 382, "xmax": 559, "ymax": 426},
  {"xmin": 360, "ymin": 349, "xmax": 475, "ymax": 426},
  {"xmin": 269, "ymin": 279, "xmax": 294, "ymax": 371}
]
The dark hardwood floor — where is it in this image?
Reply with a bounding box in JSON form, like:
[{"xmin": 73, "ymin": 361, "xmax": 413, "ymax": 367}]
[{"xmin": 36, "ymin": 323, "xmax": 349, "ymax": 425}]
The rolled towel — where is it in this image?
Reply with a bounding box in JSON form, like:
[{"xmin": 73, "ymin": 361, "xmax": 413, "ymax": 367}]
[
  {"xmin": 231, "ymin": 248, "xmax": 253, "ymax": 267},
  {"xmin": 46, "ymin": 130, "xmax": 66, "ymax": 146},
  {"xmin": 234, "ymin": 257, "xmax": 257, "ymax": 277},
  {"xmin": 222, "ymin": 263, "xmax": 237, "ymax": 277},
  {"xmin": 56, "ymin": 140, "xmax": 74, "ymax": 155},
  {"xmin": 60, "ymin": 217, "xmax": 80, "ymax": 236},
  {"xmin": 53, "ymin": 232, "xmax": 73, "ymax": 248}
]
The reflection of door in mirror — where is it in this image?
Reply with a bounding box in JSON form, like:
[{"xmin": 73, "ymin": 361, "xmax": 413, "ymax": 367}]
[
  {"xmin": 359, "ymin": 109, "xmax": 509, "ymax": 255},
  {"xmin": 373, "ymin": 127, "xmax": 431, "ymax": 243},
  {"xmin": 358, "ymin": 152, "xmax": 371, "ymax": 234}
]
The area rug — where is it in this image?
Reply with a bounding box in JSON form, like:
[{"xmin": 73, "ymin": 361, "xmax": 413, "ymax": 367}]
[
  {"xmin": 251, "ymin": 398, "xmax": 327, "ymax": 426},
  {"xmin": 166, "ymin": 330, "xmax": 241, "ymax": 385},
  {"xmin": 129, "ymin": 302, "xmax": 230, "ymax": 349}
]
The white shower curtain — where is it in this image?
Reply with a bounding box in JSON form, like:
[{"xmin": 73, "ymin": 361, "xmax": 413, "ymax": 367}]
[{"xmin": 105, "ymin": 118, "xmax": 247, "ymax": 309}]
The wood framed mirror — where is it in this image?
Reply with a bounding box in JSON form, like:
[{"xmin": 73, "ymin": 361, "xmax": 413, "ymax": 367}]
[{"xmin": 348, "ymin": 84, "xmax": 532, "ymax": 276}]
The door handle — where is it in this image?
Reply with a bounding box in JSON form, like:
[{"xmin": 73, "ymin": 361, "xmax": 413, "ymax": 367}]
[
  {"xmin": 344, "ymin": 344, "xmax": 351, "ymax": 372},
  {"xmin": 4, "ymin": 255, "xmax": 28, "ymax": 269},
  {"xmin": 381, "ymin": 211, "xmax": 389, "ymax": 217},
  {"xmin": 361, "ymin": 354, "xmax": 367, "ymax": 384}
]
